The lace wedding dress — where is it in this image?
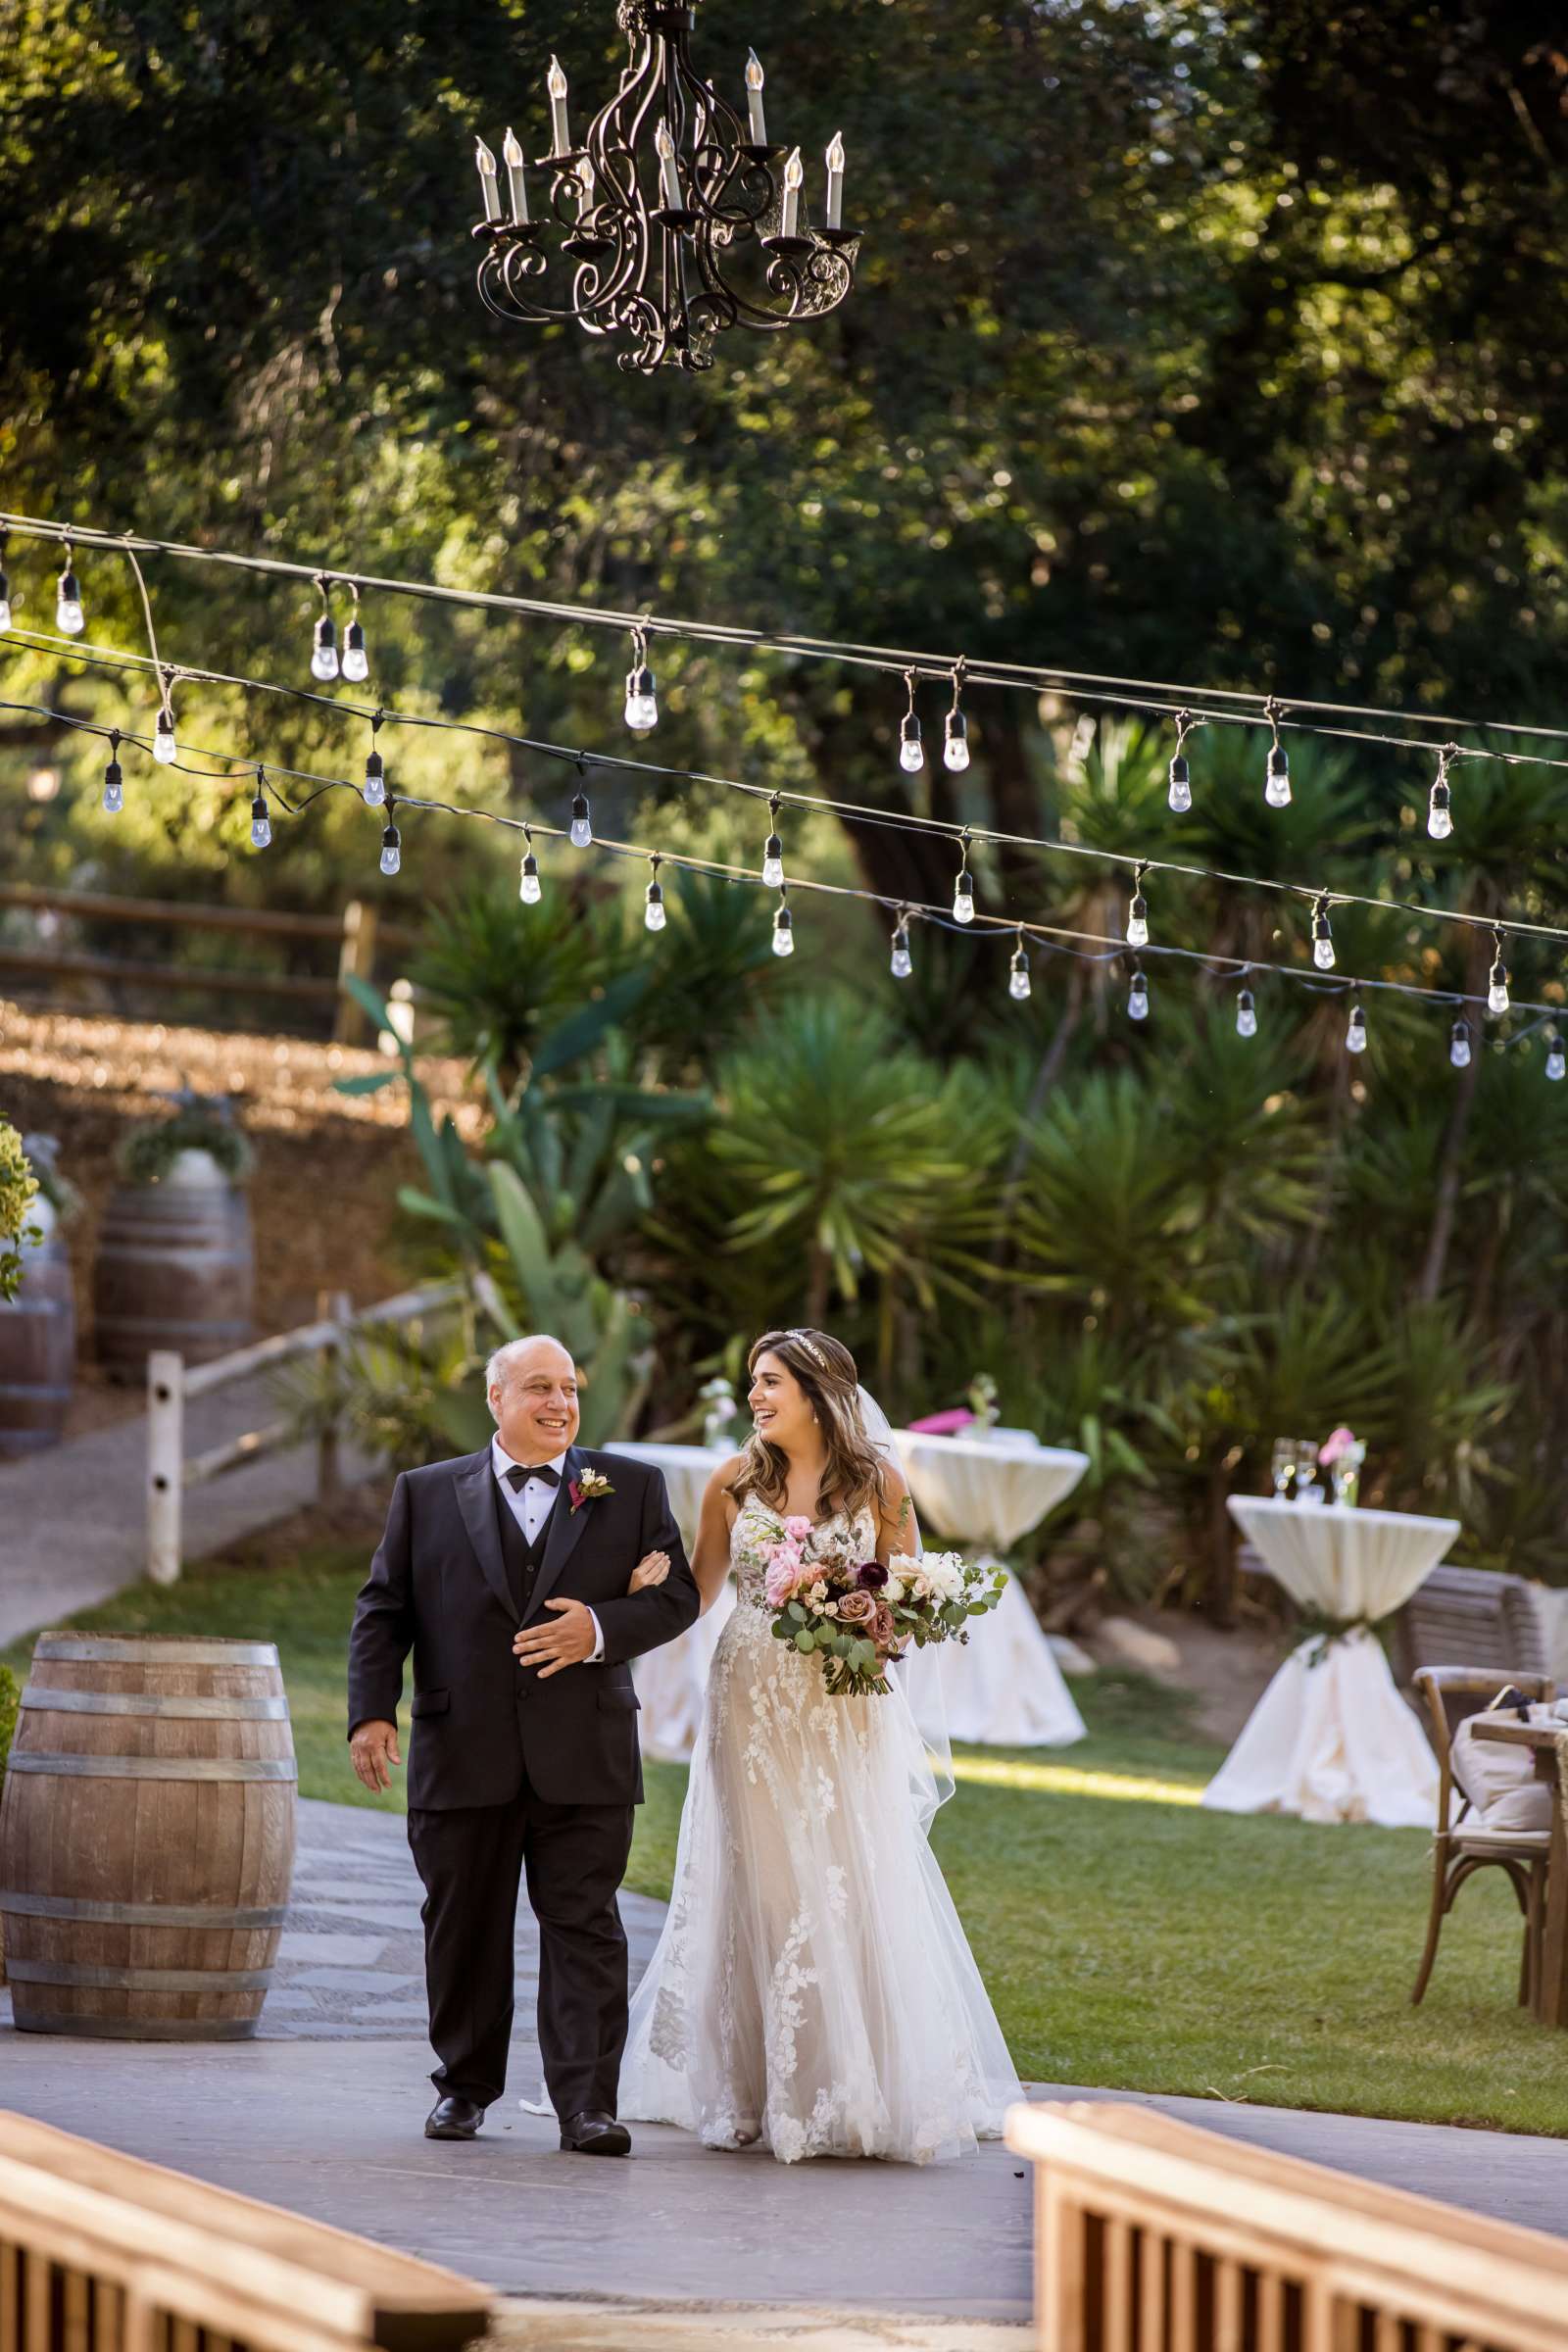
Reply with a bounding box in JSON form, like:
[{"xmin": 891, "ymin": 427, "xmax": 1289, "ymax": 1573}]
[{"xmin": 618, "ymin": 1494, "xmax": 1023, "ymax": 2164}]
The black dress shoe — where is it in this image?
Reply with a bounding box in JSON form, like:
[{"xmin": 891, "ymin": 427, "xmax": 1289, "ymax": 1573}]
[
  {"xmin": 560, "ymin": 2108, "xmax": 631, "ymax": 2156},
  {"xmin": 425, "ymin": 2095, "xmax": 486, "ymax": 2140}
]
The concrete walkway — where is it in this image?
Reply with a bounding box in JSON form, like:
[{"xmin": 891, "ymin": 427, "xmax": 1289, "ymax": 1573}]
[
  {"xmin": 0, "ymin": 1380, "xmax": 377, "ymax": 1646},
  {"xmin": 5, "ymin": 1797, "xmax": 1568, "ymax": 2328}
]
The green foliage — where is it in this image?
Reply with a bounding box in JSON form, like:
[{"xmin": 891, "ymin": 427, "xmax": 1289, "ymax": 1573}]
[
  {"xmin": 117, "ymin": 1104, "xmax": 255, "ymax": 1189},
  {"xmin": 0, "ymin": 1121, "xmax": 40, "ymax": 1303},
  {"xmin": 0, "ymin": 1662, "xmax": 18, "ymax": 1794}
]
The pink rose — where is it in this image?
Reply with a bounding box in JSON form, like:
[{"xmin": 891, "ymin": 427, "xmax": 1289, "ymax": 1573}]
[
  {"xmin": 785, "ymin": 1515, "xmax": 812, "ymax": 1542},
  {"xmin": 870, "ymin": 1600, "xmax": 897, "ymax": 1648},
  {"xmin": 1318, "ymin": 1426, "xmax": 1356, "ymax": 1467},
  {"xmin": 836, "ymin": 1589, "xmax": 877, "ymax": 1628},
  {"xmin": 765, "ymin": 1550, "xmax": 807, "ymax": 1607}
]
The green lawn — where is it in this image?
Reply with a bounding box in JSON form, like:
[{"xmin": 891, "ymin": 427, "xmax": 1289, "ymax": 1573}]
[{"xmin": 7, "ymin": 1540, "xmax": 1564, "ymax": 2137}]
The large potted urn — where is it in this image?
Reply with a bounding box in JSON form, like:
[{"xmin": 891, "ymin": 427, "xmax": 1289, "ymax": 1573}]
[
  {"xmin": 93, "ymin": 1099, "xmax": 256, "ymax": 1379},
  {"xmin": 0, "ymin": 1133, "xmax": 77, "ymax": 1455}
]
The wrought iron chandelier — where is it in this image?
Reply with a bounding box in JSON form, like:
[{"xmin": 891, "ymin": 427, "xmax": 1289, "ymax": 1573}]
[{"xmin": 470, "ymin": 3, "xmax": 860, "ymax": 375}]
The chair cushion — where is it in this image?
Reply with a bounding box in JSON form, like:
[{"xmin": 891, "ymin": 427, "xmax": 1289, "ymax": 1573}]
[
  {"xmin": 1451, "ymin": 1716, "xmax": 1553, "ymax": 1833},
  {"xmin": 1452, "ymin": 1823, "xmax": 1550, "ymax": 1855}
]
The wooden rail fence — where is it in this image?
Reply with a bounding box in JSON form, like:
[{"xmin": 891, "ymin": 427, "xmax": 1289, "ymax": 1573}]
[
  {"xmin": 0, "ymin": 2109, "xmax": 490, "ymax": 2352},
  {"xmin": 146, "ymin": 1278, "xmax": 467, "ymax": 1582},
  {"xmin": 1006, "ymin": 2099, "xmax": 1568, "ymax": 2352}
]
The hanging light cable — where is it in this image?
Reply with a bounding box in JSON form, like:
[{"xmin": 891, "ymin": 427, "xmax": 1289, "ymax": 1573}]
[
  {"xmin": 1263, "ymin": 696, "xmax": 1291, "ymax": 808},
  {"xmin": 310, "ymin": 575, "xmax": 340, "ymax": 682},
  {"xmin": 944, "ymin": 661, "xmax": 970, "ymax": 773}
]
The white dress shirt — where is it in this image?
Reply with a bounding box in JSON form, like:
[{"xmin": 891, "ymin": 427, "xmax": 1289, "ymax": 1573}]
[{"xmin": 491, "ymin": 1436, "xmax": 605, "ymax": 1662}]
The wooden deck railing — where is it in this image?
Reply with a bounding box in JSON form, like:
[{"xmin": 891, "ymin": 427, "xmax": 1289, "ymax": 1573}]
[
  {"xmin": 146, "ymin": 1278, "xmax": 466, "ymax": 1582},
  {"xmin": 0, "ymin": 2109, "xmax": 490, "ymax": 2352},
  {"xmin": 1005, "ymin": 2099, "xmax": 1568, "ymax": 2352}
]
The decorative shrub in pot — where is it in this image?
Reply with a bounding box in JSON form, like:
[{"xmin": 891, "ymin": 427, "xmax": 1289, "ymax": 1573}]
[{"xmin": 93, "ymin": 1099, "xmax": 257, "ymax": 1378}]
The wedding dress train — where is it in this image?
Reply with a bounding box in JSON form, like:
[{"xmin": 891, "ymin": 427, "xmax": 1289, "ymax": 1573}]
[{"xmin": 618, "ymin": 1494, "xmax": 1023, "ymax": 2164}]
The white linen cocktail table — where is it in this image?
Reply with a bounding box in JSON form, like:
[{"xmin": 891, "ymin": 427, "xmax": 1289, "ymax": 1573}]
[
  {"xmin": 893, "ymin": 1433, "xmax": 1090, "ymax": 1747},
  {"xmin": 1201, "ymin": 1495, "xmax": 1457, "ymax": 1828},
  {"xmin": 605, "ymin": 1440, "xmax": 735, "ymax": 1763}
]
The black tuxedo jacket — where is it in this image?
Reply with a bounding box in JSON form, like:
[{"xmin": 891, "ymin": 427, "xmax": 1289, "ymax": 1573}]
[{"xmin": 346, "ymin": 1444, "xmax": 700, "ymax": 1809}]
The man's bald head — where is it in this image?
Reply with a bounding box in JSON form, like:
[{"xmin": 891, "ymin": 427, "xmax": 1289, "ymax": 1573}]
[{"xmin": 486, "ymin": 1335, "xmax": 581, "ymax": 1463}]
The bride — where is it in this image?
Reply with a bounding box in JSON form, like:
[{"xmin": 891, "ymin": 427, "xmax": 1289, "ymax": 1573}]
[{"xmin": 618, "ymin": 1326, "xmax": 1022, "ymax": 2165}]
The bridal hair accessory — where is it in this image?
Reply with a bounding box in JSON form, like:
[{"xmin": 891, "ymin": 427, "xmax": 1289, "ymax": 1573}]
[{"xmin": 785, "ymin": 1328, "xmax": 829, "ymax": 1369}]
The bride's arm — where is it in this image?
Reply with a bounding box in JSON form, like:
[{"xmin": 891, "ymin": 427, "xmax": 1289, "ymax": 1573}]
[
  {"xmin": 691, "ymin": 1458, "xmax": 745, "ymax": 1614},
  {"xmin": 874, "ymin": 1461, "xmax": 921, "ymax": 1565}
]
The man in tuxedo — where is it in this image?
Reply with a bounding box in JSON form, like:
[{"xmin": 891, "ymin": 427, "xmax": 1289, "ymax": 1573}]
[{"xmin": 347, "ymin": 1333, "xmax": 699, "ymax": 2155}]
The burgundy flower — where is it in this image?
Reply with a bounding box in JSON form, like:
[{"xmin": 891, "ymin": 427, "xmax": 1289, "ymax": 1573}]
[
  {"xmin": 836, "ymin": 1589, "xmax": 877, "ymax": 1628},
  {"xmin": 857, "ymin": 1561, "xmax": 889, "ymax": 1591},
  {"xmin": 870, "ymin": 1600, "xmax": 898, "ymax": 1648}
]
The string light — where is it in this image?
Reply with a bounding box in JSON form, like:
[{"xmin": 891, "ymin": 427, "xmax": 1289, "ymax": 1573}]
[
  {"xmin": 152, "ymin": 707, "xmax": 177, "ymax": 765},
  {"xmin": 342, "ymin": 587, "xmax": 369, "ymax": 684},
  {"xmin": 101, "ymin": 730, "xmax": 123, "ymax": 815},
  {"xmin": 645, "ymin": 856, "xmax": 666, "ymax": 933},
  {"xmin": 899, "ymin": 671, "xmax": 923, "ymax": 773},
  {"xmin": 1167, "ymin": 710, "xmax": 1194, "ymax": 814},
  {"xmin": 953, "ymin": 831, "xmax": 975, "ymax": 924},
  {"xmin": 1488, "ymin": 929, "xmax": 1510, "ymax": 1016},
  {"xmin": 1311, "ymin": 895, "xmax": 1336, "ymax": 971},
  {"xmin": 761, "ymin": 793, "xmax": 785, "ymax": 890},
  {"xmin": 1263, "ymin": 699, "xmax": 1291, "ymax": 808},
  {"xmin": 250, "ymin": 775, "xmax": 272, "ymax": 850},
  {"xmin": 570, "ymin": 784, "xmax": 593, "ymax": 849},
  {"xmin": 1008, "ymin": 929, "xmax": 1031, "ymax": 1002},
  {"xmin": 0, "ymin": 532, "xmax": 11, "ymax": 633},
  {"xmin": 379, "ymin": 796, "xmax": 402, "ymax": 877},
  {"xmin": 311, "ymin": 577, "xmax": 339, "ymax": 682},
  {"xmin": 363, "ymin": 711, "xmax": 387, "ymax": 807},
  {"xmin": 1428, "ymin": 746, "xmax": 1455, "ymax": 841},
  {"xmin": 1346, "ymin": 1001, "xmax": 1367, "ymax": 1054},
  {"xmin": 1449, "ymin": 1018, "xmax": 1472, "ymax": 1070},
  {"xmin": 1128, "ymin": 964, "xmax": 1150, "ymax": 1021},
  {"xmin": 1126, "ymin": 862, "xmax": 1150, "ymax": 950},
  {"xmin": 55, "ymin": 541, "xmax": 84, "ymax": 636},
  {"xmin": 519, "ymin": 822, "xmax": 542, "ymax": 904},
  {"xmin": 1236, "ymin": 986, "xmax": 1257, "ymax": 1039},
  {"xmin": 772, "ymin": 888, "xmax": 795, "ymax": 957},
  {"xmin": 944, "ymin": 662, "xmax": 970, "ymax": 774},
  {"xmin": 890, "ymin": 911, "xmax": 912, "ymax": 979},
  {"xmin": 1548, "ymin": 1029, "xmax": 1566, "ymax": 1083},
  {"xmin": 623, "ymin": 627, "xmax": 658, "ymax": 734}
]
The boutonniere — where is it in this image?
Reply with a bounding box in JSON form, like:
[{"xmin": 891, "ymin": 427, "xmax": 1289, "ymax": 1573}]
[{"xmin": 569, "ymin": 1469, "xmax": 615, "ymax": 1513}]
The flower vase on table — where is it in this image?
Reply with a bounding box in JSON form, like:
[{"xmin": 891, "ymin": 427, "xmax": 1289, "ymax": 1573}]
[{"xmin": 1319, "ymin": 1425, "xmax": 1366, "ymax": 1508}]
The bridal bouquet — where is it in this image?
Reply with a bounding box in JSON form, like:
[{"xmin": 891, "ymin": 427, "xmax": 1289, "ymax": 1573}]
[{"xmin": 763, "ymin": 1515, "xmax": 1004, "ymax": 1698}]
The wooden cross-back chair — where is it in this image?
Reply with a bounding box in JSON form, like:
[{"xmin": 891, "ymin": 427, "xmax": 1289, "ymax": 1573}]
[{"xmin": 1409, "ymin": 1665, "xmax": 1554, "ymax": 2009}]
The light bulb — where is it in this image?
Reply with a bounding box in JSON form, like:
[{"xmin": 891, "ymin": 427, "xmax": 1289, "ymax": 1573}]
[
  {"xmin": 1312, "ymin": 907, "xmax": 1336, "ymax": 970},
  {"xmin": 645, "ymin": 879, "xmax": 666, "ymax": 932},
  {"xmin": 1428, "ymin": 780, "xmax": 1452, "ymax": 840},
  {"xmin": 1488, "ymin": 954, "xmax": 1509, "ymax": 1016},
  {"xmin": 1236, "ymin": 989, "xmax": 1257, "ymax": 1039},
  {"xmin": 1547, "ymin": 1030, "xmax": 1566, "ymax": 1083},
  {"xmin": 622, "ymin": 664, "xmax": 658, "ymax": 732},
  {"xmin": 953, "ymin": 869, "xmax": 975, "ymax": 923},
  {"xmin": 890, "ymin": 926, "xmax": 912, "ymax": 980},
  {"xmin": 762, "ymin": 833, "xmax": 785, "ymax": 890},
  {"xmin": 1167, "ymin": 754, "xmax": 1191, "ymax": 813},
  {"xmin": 56, "ymin": 564, "xmax": 83, "ymax": 635},
  {"xmin": 772, "ymin": 905, "xmax": 794, "ymax": 957},
  {"xmin": 363, "ymin": 751, "xmax": 386, "ymax": 807},
  {"xmin": 1449, "ymin": 1020, "xmax": 1471, "ymax": 1070},
  {"xmin": 0, "ymin": 566, "xmax": 11, "ymax": 632},
  {"xmin": 342, "ymin": 618, "xmax": 369, "ymax": 683},
  {"xmin": 102, "ymin": 758, "xmax": 123, "ymax": 815},
  {"xmin": 250, "ymin": 793, "xmax": 271, "ymax": 850},
  {"xmin": 1264, "ymin": 744, "xmax": 1291, "ymax": 808},
  {"xmin": 1008, "ymin": 952, "xmax": 1031, "ymax": 1003},
  {"xmin": 569, "ymin": 792, "xmax": 592, "ymax": 849},
  {"xmin": 899, "ymin": 713, "xmax": 923, "ymax": 773},
  {"xmin": 944, "ymin": 711, "xmax": 970, "ymax": 772},
  {"xmin": 153, "ymin": 710, "xmax": 177, "ymax": 764},
  {"xmin": 1128, "ymin": 970, "xmax": 1150, "ymax": 1022},
  {"xmin": 519, "ymin": 852, "xmax": 542, "ymax": 905},
  {"xmin": 380, "ymin": 822, "xmax": 402, "ymax": 877},
  {"xmin": 1346, "ymin": 1004, "xmax": 1367, "ymax": 1054},
  {"xmin": 311, "ymin": 614, "xmax": 339, "ymax": 681},
  {"xmin": 1126, "ymin": 893, "xmax": 1149, "ymax": 950}
]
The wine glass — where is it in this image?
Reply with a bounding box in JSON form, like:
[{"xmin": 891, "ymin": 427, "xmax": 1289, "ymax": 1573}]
[
  {"xmin": 1296, "ymin": 1439, "xmax": 1324, "ymax": 1504},
  {"xmin": 1269, "ymin": 1440, "xmax": 1296, "ymax": 1498}
]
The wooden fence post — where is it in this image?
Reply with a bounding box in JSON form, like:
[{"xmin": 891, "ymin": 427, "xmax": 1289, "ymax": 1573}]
[
  {"xmin": 147, "ymin": 1350, "xmax": 185, "ymax": 1585},
  {"xmin": 334, "ymin": 900, "xmax": 378, "ymax": 1044},
  {"xmin": 317, "ymin": 1289, "xmax": 352, "ymax": 1501}
]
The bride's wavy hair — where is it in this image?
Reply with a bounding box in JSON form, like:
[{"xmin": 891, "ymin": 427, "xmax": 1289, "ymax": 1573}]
[{"xmin": 727, "ymin": 1328, "xmax": 887, "ymax": 1524}]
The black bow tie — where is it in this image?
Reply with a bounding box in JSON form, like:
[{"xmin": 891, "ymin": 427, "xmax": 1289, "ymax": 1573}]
[{"xmin": 506, "ymin": 1462, "xmax": 561, "ymax": 1491}]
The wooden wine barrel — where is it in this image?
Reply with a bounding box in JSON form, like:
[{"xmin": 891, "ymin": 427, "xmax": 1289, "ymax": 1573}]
[
  {"xmin": 92, "ymin": 1152, "xmax": 255, "ymax": 1378},
  {"xmin": 0, "ymin": 1222, "xmax": 75, "ymax": 1456},
  {"xmin": 0, "ymin": 1634, "xmax": 296, "ymax": 2039}
]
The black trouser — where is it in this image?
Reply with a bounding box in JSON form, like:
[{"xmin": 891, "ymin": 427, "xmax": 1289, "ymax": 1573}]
[{"xmin": 407, "ymin": 1773, "xmax": 635, "ymax": 2118}]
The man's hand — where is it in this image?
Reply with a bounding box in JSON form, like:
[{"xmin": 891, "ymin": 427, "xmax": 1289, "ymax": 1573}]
[
  {"xmin": 628, "ymin": 1549, "xmax": 670, "ymax": 1592},
  {"xmin": 350, "ymin": 1718, "xmax": 401, "ymax": 1792},
  {"xmin": 512, "ymin": 1597, "xmax": 598, "ymax": 1680}
]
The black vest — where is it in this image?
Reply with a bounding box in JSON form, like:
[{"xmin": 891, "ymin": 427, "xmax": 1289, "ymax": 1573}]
[{"xmin": 493, "ymin": 1475, "xmax": 553, "ymax": 1621}]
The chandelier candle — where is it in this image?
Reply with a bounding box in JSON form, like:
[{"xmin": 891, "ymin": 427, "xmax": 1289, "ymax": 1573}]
[
  {"xmin": 825, "ymin": 132, "xmax": 846, "ymax": 230},
  {"xmin": 502, "ymin": 128, "xmax": 529, "ymax": 224},
  {"xmin": 546, "ymin": 56, "xmax": 571, "ymax": 157},
  {"xmin": 474, "ymin": 137, "xmax": 502, "ymax": 221},
  {"xmin": 746, "ymin": 49, "xmax": 766, "ymax": 143}
]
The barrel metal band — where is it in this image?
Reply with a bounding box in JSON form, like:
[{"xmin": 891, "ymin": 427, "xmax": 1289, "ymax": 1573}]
[
  {"xmin": 7, "ymin": 1959, "xmax": 275, "ymax": 1991},
  {"xmin": 12, "ymin": 2012, "xmax": 261, "ymax": 2041},
  {"xmin": 21, "ymin": 1688, "xmax": 290, "ymax": 1721},
  {"xmin": 6, "ymin": 1754, "xmax": 298, "ymax": 1782},
  {"xmin": 32, "ymin": 1636, "xmax": 280, "ymax": 1666},
  {"xmin": 0, "ymin": 1890, "xmax": 288, "ymax": 1930}
]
